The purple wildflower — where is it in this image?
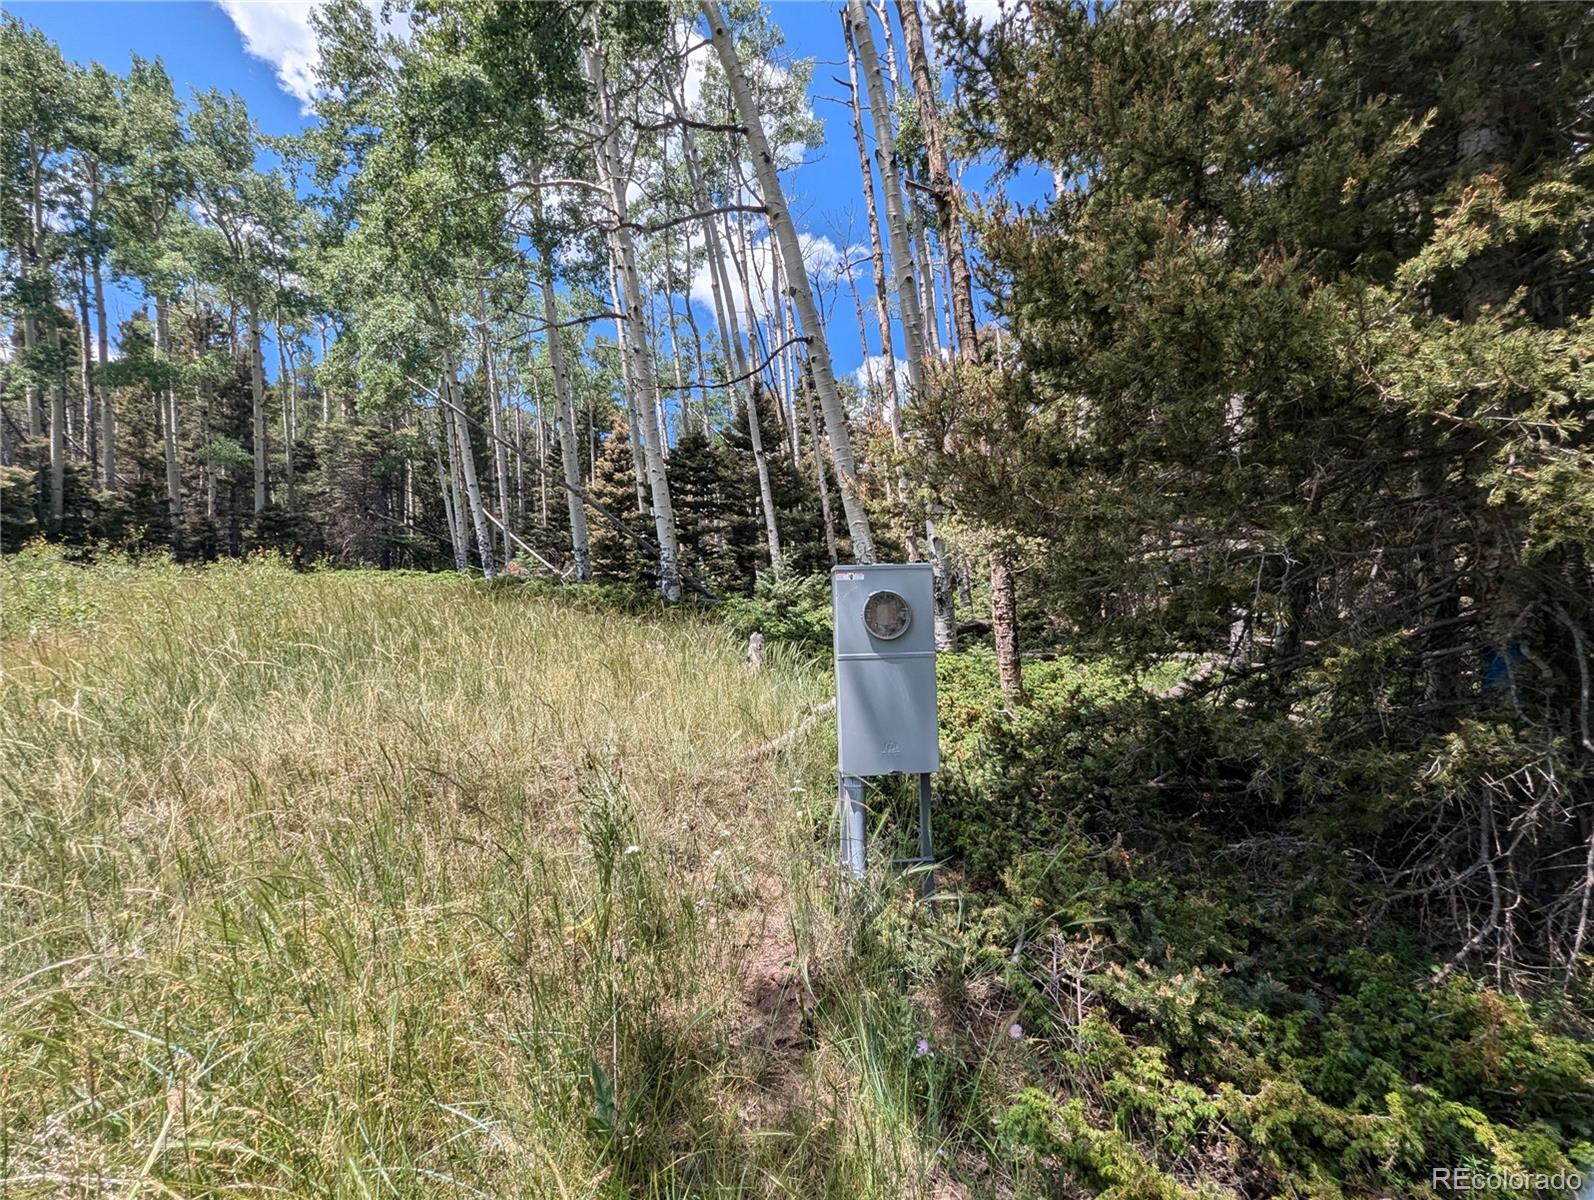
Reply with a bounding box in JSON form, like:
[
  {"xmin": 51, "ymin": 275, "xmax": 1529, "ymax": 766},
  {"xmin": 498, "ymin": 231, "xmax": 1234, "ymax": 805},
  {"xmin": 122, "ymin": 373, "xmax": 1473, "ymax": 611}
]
[
  {"xmin": 915, "ymin": 1038, "xmax": 931, "ymax": 1057},
  {"xmin": 1008, "ymin": 1022, "xmax": 1024, "ymax": 1040}
]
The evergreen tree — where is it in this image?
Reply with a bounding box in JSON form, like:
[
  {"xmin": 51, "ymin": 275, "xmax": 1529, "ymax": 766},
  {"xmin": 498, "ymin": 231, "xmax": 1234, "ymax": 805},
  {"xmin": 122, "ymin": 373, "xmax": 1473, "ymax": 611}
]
[
  {"xmin": 932, "ymin": 0, "xmax": 1594, "ymax": 972},
  {"xmin": 723, "ymin": 386, "xmax": 831, "ymax": 578},
  {"xmin": 587, "ymin": 422, "xmax": 649, "ymax": 586},
  {"xmin": 669, "ymin": 426, "xmax": 760, "ymax": 595}
]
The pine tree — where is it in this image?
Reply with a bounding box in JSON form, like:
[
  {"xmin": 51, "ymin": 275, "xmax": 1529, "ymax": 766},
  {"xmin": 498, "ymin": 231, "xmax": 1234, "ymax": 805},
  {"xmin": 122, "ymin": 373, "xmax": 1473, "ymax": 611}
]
[
  {"xmin": 669, "ymin": 427, "xmax": 760, "ymax": 595},
  {"xmin": 723, "ymin": 387, "xmax": 831, "ymax": 578},
  {"xmin": 587, "ymin": 422, "xmax": 649, "ymax": 586},
  {"xmin": 933, "ymin": 0, "xmax": 1594, "ymax": 974}
]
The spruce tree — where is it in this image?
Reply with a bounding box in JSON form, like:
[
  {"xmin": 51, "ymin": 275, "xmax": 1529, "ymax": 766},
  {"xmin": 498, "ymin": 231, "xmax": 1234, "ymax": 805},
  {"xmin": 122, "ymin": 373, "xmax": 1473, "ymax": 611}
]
[
  {"xmin": 932, "ymin": 0, "xmax": 1594, "ymax": 973},
  {"xmin": 587, "ymin": 422, "xmax": 649, "ymax": 586}
]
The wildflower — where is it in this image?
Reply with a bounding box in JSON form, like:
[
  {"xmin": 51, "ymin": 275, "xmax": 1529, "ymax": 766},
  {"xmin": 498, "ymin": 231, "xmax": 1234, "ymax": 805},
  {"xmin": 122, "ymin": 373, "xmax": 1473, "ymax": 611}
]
[
  {"xmin": 788, "ymin": 785, "xmax": 806, "ymax": 794},
  {"xmin": 711, "ymin": 849, "xmax": 723, "ymax": 860},
  {"xmin": 915, "ymin": 1038, "xmax": 931, "ymax": 1057},
  {"xmin": 1008, "ymin": 1023, "xmax": 1023, "ymax": 1040},
  {"xmin": 718, "ymin": 829, "xmax": 730, "ymax": 839},
  {"xmin": 623, "ymin": 844, "xmax": 640, "ymax": 856}
]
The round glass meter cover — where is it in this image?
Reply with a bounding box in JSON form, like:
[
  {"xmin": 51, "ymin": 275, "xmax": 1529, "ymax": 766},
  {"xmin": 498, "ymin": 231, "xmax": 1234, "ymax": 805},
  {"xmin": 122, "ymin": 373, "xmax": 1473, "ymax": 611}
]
[{"xmin": 863, "ymin": 589, "xmax": 913, "ymax": 640}]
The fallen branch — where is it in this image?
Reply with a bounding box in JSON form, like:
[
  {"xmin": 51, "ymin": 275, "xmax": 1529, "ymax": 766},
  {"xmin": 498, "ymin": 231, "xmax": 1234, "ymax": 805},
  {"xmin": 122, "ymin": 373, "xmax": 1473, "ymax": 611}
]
[{"xmin": 744, "ymin": 697, "xmax": 836, "ymax": 762}]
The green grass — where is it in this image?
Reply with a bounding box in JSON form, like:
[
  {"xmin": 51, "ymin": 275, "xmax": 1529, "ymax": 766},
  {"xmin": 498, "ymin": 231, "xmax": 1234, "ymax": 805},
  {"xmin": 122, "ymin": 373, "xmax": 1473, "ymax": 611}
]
[{"xmin": 0, "ymin": 549, "xmax": 954, "ymax": 1198}]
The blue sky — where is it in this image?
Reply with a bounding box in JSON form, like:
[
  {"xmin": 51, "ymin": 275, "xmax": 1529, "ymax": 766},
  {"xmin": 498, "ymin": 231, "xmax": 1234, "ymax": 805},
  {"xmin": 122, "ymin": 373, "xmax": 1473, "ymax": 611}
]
[{"xmin": 7, "ymin": 0, "xmax": 1021, "ymax": 391}]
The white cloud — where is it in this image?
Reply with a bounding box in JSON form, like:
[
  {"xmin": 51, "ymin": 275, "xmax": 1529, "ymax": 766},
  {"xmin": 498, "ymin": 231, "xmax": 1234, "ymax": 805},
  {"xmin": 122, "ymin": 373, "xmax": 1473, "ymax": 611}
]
[
  {"xmin": 216, "ymin": 1, "xmax": 320, "ymax": 105},
  {"xmin": 957, "ymin": 0, "xmax": 1012, "ymax": 26},
  {"xmin": 688, "ymin": 230, "xmax": 847, "ymax": 328},
  {"xmin": 215, "ymin": 0, "xmax": 410, "ymax": 113}
]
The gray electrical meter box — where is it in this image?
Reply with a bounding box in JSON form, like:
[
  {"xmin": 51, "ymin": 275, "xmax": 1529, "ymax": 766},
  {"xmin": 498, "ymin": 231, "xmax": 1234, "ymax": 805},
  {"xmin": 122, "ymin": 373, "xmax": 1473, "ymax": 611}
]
[{"xmin": 833, "ymin": 563, "xmax": 940, "ymax": 777}]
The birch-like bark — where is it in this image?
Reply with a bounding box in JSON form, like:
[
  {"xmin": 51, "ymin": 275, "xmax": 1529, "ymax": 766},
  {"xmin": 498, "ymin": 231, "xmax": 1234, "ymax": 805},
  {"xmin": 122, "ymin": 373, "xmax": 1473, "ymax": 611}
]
[
  {"xmin": 158, "ymin": 294, "xmax": 181, "ymax": 522},
  {"xmin": 844, "ymin": 15, "xmax": 923, "ymax": 565},
  {"xmin": 276, "ymin": 313, "xmax": 296, "ymax": 510},
  {"xmin": 445, "ymin": 365, "xmax": 496, "ymax": 581},
  {"xmin": 701, "ymin": 0, "xmax": 875, "ymax": 562},
  {"xmin": 846, "ymin": 0, "xmax": 926, "ymax": 392},
  {"xmin": 678, "ymin": 104, "xmax": 784, "ymax": 569},
  {"xmin": 48, "ymin": 335, "xmax": 65, "ymax": 531},
  {"xmin": 92, "ymin": 256, "xmax": 114, "ymax": 485},
  {"xmin": 477, "ymin": 293, "xmax": 513, "ymax": 563},
  {"xmin": 897, "ymin": 0, "xmax": 978, "ymax": 355},
  {"xmin": 77, "ymin": 266, "xmax": 97, "ymax": 475},
  {"xmin": 607, "ymin": 260, "xmax": 653, "ymax": 518},
  {"xmin": 20, "ymin": 253, "xmax": 41, "ymax": 437},
  {"xmin": 540, "ymin": 263, "xmax": 593, "ymax": 580},
  {"xmin": 802, "ymin": 376, "xmax": 838, "ymax": 565},
  {"xmin": 247, "ymin": 300, "xmax": 267, "ymax": 514},
  {"xmin": 432, "ymin": 402, "xmax": 466, "ymax": 571},
  {"xmin": 585, "ymin": 40, "xmax": 681, "ymax": 600}
]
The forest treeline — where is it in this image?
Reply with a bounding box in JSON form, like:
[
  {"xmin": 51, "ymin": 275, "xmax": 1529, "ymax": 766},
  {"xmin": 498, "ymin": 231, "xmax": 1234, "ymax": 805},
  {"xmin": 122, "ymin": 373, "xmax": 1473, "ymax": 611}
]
[{"xmin": 6, "ymin": 0, "xmax": 1594, "ymax": 1028}]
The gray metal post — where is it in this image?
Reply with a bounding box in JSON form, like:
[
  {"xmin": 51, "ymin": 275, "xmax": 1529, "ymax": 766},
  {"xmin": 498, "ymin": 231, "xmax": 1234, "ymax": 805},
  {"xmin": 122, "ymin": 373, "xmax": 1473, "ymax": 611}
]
[
  {"xmin": 917, "ymin": 772, "xmax": 934, "ymax": 893},
  {"xmin": 839, "ymin": 775, "xmax": 867, "ymax": 879}
]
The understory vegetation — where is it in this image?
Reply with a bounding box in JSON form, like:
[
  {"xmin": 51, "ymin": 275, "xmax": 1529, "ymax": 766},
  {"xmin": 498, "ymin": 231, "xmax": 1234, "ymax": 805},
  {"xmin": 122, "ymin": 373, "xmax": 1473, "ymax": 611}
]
[{"xmin": 4, "ymin": 548, "xmax": 1590, "ymax": 1198}]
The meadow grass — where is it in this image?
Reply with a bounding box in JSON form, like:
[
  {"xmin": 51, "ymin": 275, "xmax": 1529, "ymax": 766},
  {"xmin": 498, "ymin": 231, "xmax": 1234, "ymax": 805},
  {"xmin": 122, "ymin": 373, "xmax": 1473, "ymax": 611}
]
[{"xmin": 0, "ymin": 549, "xmax": 948, "ymax": 1198}]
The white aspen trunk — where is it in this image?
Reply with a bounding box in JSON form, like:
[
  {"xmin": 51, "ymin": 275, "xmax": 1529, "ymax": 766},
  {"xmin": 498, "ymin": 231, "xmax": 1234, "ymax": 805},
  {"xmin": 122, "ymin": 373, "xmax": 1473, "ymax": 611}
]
[
  {"xmin": 156, "ymin": 294, "xmax": 181, "ymax": 523},
  {"xmin": 433, "ymin": 402, "xmax": 467, "ymax": 571},
  {"xmin": 76, "ymin": 268, "xmax": 97, "ymax": 475},
  {"xmin": 847, "ymin": 0, "xmax": 927, "ymax": 393},
  {"xmin": 772, "ymin": 259, "xmax": 804, "ymax": 468},
  {"xmin": 247, "ymin": 300, "xmax": 267, "ymax": 514},
  {"xmin": 476, "ymin": 294, "xmax": 513, "ymax": 564},
  {"xmin": 539, "ymin": 264, "xmax": 593, "ymax": 580},
  {"xmin": 844, "ymin": 15, "xmax": 922, "ymax": 563},
  {"xmin": 802, "ymin": 379, "xmax": 838, "ymax": 564},
  {"xmin": 701, "ymin": 0, "xmax": 876, "ymax": 562},
  {"xmin": 445, "ymin": 365, "xmax": 496, "ymax": 581},
  {"xmin": 320, "ymin": 323, "xmax": 332, "ymax": 423},
  {"xmin": 872, "ymin": 0, "xmax": 939, "ymax": 360},
  {"xmin": 48, "ymin": 333, "xmax": 65, "ymax": 531},
  {"xmin": 677, "ymin": 107, "xmax": 784, "ymax": 569},
  {"xmin": 94, "ymin": 254, "xmax": 114, "ymax": 480},
  {"xmin": 276, "ymin": 313, "xmax": 295, "ymax": 510},
  {"xmin": 607, "ymin": 260, "xmax": 653, "ymax": 518},
  {"xmin": 648, "ymin": 302, "xmax": 670, "ymax": 461},
  {"xmin": 20, "ymin": 264, "xmax": 41, "ymax": 437},
  {"xmin": 898, "ymin": 0, "xmax": 979, "ymax": 355},
  {"xmin": 513, "ymin": 405, "xmax": 526, "ymax": 530},
  {"xmin": 585, "ymin": 41, "xmax": 681, "ymax": 600}
]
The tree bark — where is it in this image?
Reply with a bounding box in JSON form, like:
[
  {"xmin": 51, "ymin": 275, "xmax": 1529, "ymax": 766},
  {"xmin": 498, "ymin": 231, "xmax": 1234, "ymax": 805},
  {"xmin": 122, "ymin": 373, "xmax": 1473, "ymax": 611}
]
[
  {"xmin": 93, "ymin": 252, "xmax": 114, "ymax": 485},
  {"xmin": 539, "ymin": 262, "xmax": 593, "ymax": 581},
  {"xmin": 477, "ymin": 293, "xmax": 513, "ymax": 563},
  {"xmin": 897, "ymin": 0, "xmax": 979, "ymax": 355},
  {"xmin": 844, "ymin": 14, "xmax": 922, "ymax": 564},
  {"xmin": 158, "ymin": 294, "xmax": 181, "ymax": 524},
  {"xmin": 445, "ymin": 365, "xmax": 496, "ymax": 581},
  {"xmin": 247, "ymin": 300, "xmax": 267, "ymax": 514},
  {"xmin": 432, "ymin": 402, "xmax": 467, "ymax": 571},
  {"xmin": 77, "ymin": 265, "xmax": 97, "ymax": 478},
  {"xmin": 991, "ymin": 546, "xmax": 1024, "ymax": 700},
  {"xmin": 846, "ymin": 0, "xmax": 927, "ymax": 393},
  {"xmin": 276, "ymin": 312, "xmax": 295, "ymax": 510},
  {"xmin": 701, "ymin": 0, "xmax": 876, "ymax": 562},
  {"xmin": 585, "ymin": 40, "xmax": 682, "ymax": 600},
  {"xmin": 677, "ymin": 101, "xmax": 784, "ymax": 570}
]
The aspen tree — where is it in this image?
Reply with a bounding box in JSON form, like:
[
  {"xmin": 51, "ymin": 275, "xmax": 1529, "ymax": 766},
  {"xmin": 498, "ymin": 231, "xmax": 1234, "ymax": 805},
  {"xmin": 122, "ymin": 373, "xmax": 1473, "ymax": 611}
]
[
  {"xmin": 586, "ymin": 37, "xmax": 682, "ymax": 599},
  {"xmin": 701, "ymin": 0, "xmax": 875, "ymax": 563}
]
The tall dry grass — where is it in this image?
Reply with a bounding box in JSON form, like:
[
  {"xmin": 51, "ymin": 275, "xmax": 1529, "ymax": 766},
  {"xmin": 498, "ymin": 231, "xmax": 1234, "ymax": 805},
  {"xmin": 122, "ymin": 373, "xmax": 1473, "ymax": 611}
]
[{"xmin": 1, "ymin": 550, "xmax": 950, "ymax": 1198}]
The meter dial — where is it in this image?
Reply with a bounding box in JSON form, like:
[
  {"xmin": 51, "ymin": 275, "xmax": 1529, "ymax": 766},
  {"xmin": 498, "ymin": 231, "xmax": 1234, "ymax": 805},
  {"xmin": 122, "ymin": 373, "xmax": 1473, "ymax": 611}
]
[{"xmin": 863, "ymin": 589, "xmax": 913, "ymax": 640}]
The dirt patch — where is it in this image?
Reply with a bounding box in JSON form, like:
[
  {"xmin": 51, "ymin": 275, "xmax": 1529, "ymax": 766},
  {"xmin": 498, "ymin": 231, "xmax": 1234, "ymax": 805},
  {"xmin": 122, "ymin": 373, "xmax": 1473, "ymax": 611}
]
[{"xmin": 730, "ymin": 878, "xmax": 808, "ymax": 1127}]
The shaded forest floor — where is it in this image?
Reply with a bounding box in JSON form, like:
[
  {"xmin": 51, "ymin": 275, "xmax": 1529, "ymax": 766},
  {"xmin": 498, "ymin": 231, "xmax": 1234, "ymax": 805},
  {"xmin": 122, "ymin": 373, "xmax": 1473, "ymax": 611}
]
[{"xmin": 4, "ymin": 549, "xmax": 1591, "ymax": 1200}]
